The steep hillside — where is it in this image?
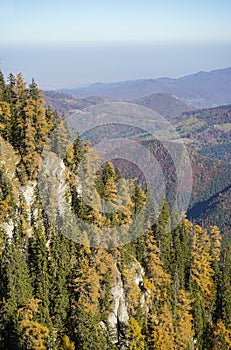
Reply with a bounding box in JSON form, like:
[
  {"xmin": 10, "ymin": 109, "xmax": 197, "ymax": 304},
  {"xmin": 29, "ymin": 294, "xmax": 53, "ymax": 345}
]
[
  {"xmin": 188, "ymin": 184, "xmax": 231, "ymax": 235},
  {"xmin": 1, "ymin": 72, "xmax": 231, "ymax": 350},
  {"xmin": 109, "ymin": 140, "xmax": 230, "ymax": 216},
  {"xmin": 112, "ymin": 143, "xmax": 231, "ymax": 234}
]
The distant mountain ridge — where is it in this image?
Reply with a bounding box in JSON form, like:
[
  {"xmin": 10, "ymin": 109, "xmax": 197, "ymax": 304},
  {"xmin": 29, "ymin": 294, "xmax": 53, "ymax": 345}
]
[
  {"xmin": 43, "ymin": 90, "xmax": 118, "ymax": 116},
  {"xmin": 58, "ymin": 67, "xmax": 231, "ymax": 108},
  {"xmin": 43, "ymin": 90, "xmax": 194, "ymax": 119}
]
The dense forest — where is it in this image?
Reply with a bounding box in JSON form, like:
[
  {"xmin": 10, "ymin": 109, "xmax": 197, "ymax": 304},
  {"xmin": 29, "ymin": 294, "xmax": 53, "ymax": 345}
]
[
  {"xmin": 174, "ymin": 105, "xmax": 231, "ymax": 163},
  {"xmin": 0, "ymin": 72, "xmax": 231, "ymax": 349}
]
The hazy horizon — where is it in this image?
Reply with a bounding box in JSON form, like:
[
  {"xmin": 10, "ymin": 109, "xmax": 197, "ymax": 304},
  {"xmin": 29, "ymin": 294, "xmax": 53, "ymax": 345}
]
[
  {"xmin": 1, "ymin": 43, "xmax": 231, "ymax": 90},
  {"xmin": 0, "ymin": 0, "xmax": 231, "ymax": 89}
]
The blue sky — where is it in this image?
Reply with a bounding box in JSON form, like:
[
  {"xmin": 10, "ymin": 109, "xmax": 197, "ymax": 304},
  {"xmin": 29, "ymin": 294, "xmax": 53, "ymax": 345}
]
[
  {"xmin": 1, "ymin": 0, "xmax": 231, "ymax": 44},
  {"xmin": 0, "ymin": 0, "xmax": 231, "ymax": 88}
]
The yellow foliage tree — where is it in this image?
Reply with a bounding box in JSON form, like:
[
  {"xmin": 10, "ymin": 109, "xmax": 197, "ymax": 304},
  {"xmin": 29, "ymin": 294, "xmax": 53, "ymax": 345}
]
[
  {"xmin": 144, "ymin": 230, "xmax": 171, "ymax": 307},
  {"xmin": 209, "ymin": 226, "xmax": 222, "ymax": 264},
  {"xmin": 213, "ymin": 320, "xmax": 231, "ymax": 350},
  {"xmin": 58, "ymin": 334, "xmax": 75, "ymax": 350},
  {"xmin": 174, "ymin": 290, "xmax": 194, "ymax": 349},
  {"xmin": 126, "ymin": 317, "xmax": 145, "ymax": 350},
  {"xmin": 18, "ymin": 298, "xmax": 49, "ymax": 350},
  {"xmin": 191, "ymin": 225, "xmax": 215, "ymax": 305},
  {"xmin": 149, "ymin": 304, "xmax": 175, "ymax": 350}
]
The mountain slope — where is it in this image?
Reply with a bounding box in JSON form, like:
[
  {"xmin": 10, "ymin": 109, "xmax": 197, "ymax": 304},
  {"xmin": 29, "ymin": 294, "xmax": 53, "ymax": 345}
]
[
  {"xmin": 43, "ymin": 90, "xmax": 118, "ymax": 116},
  {"xmin": 112, "ymin": 144, "xmax": 231, "ymax": 234},
  {"xmin": 174, "ymin": 104, "xmax": 231, "ymax": 163},
  {"xmin": 188, "ymin": 184, "xmax": 231, "ymax": 235},
  {"xmin": 135, "ymin": 93, "xmax": 195, "ymax": 117},
  {"xmin": 43, "ymin": 90, "xmax": 194, "ymax": 120},
  {"xmin": 43, "ymin": 89, "xmax": 231, "ymax": 234}
]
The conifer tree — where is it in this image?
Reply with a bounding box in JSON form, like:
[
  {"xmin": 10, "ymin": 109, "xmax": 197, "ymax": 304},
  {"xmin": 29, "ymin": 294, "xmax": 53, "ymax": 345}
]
[
  {"xmin": 0, "ymin": 71, "xmax": 5, "ymax": 101},
  {"xmin": 69, "ymin": 247, "xmax": 115, "ymax": 349},
  {"xmin": 65, "ymin": 132, "xmax": 84, "ymax": 174},
  {"xmin": 126, "ymin": 317, "xmax": 145, "ymax": 350},
  {"xmin": 218, "ymin": 240, "xmax": 231, "ymax": 328},
  {"xmin": 71, "ymin": 142, "xmax": 102, "ymax": 228},
  {"xmin": 174, "ymin": 289, "xmax": 194, "ymax": 350},
  {"xmin": 212, "ymin": 320, "xmax": 231, "ymax": 350},
  {"xmin": 0, "ymin": 101, "xmax": 11, "ymax": 140},
  {"xmin": 28, "ymin": 224, "xmax": 51, "ymax": 327},
  {"xmin": 171, "ymin": 218, "xmax": 191, "ymax": 307},
  {"xmin": 152, "ymin": 199, "xmax": 172, "ymax": 273},
  {"xmin": 190, "ymin": 224, "xmax": 216, "ymax": 349},
  {"xmin": 49, "ymin": 229, "xmax": 72, "ymax": 338},
  {"xmin": 149, "ymin": 303, "xmax": 175, "ymax": 350},
  {"xmin": 0, "ymin": 233, "xmax": 33, "ymax": 349},
  {"xmin": 98, "ymin": 161, "xmax": 119, "ymax": 226},
  {"xmin": 18, "ymin": 298, "xmax": 50, "ymax": 350},
  {"xmin": 58, "ymin": 334, "xmax": 75, "ymax": 350}
]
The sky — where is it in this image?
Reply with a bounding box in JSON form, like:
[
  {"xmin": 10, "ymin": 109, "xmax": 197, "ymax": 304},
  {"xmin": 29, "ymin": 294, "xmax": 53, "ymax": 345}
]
[{"xmin": 0, "ymin": 0, "xmax": 231, "ymax": 88}]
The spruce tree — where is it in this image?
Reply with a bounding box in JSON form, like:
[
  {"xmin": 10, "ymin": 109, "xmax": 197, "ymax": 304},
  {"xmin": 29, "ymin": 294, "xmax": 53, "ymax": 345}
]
[{"xmin": 49, "ymin": 229, "xmax": 72, "ymax": 339}]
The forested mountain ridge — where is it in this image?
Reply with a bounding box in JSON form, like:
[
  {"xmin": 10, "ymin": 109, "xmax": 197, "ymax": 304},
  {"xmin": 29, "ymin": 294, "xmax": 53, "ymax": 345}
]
[
  {"xmin": 43, "ymin": 90, "xmax": 194, "ymax": 120},
  {"xmin": 42, "ymin": 91, "xmax": 231, "ymax": 235},
  {"xmin": 0, "ymin": 72, "xmax": 231, "ymax": 349},
  {"xmin": 43, "ymin": 90, "xmax": 231, "ymax": 164},
  {"xmin": 43, "ymin": 90, "xmax": 118, "ymax": 116},
  {"xmin": 110, "ymin": 143, "xmax": 231, "ymax": 234}
]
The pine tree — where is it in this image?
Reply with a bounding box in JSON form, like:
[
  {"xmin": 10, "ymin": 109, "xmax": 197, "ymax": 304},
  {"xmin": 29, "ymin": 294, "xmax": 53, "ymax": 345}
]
[
  {"xmin": 131, "ymin": 182, "xmax": 145, "ymax": 216},
  {"xmin": 5, "ymin": 73, "xmax": 16, "ymax": 108}
]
